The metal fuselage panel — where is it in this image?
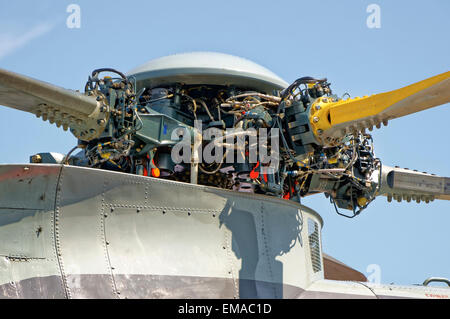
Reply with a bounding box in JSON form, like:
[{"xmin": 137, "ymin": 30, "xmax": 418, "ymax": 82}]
[
  {"xmin": 0, "ymin": 164, "xmax": 448, "ymax": 299},
  {"xmin": 0, "ymin": 164, "xmax": 318, "ymax": 298}
]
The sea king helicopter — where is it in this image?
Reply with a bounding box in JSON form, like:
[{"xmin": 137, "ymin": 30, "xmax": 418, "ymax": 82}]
[{"xmin": 0, "ymin": 52, "xmax": 449, "ymax": 298}]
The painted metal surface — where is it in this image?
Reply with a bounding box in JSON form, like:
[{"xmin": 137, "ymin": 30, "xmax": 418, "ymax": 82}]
[
  {"xmin": 127, "ymin": 52, "xmax": 289, "ymax": 93},
  {"xmin": 378, "ymin": 165, "xmax": 450, "ymax": 202},
  {"xmin": 0, "ymin": 164, "xmax": 449, "ymax": 299},
  {"xmin": 308, "ymin": 71, "xmax": 450, "ymax": 146},
  {"xmin": 0, "ymin": 68, "xmax": 107, "ymax": 141}
]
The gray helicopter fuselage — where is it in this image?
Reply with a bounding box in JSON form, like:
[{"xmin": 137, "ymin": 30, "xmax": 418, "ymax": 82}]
[{"xmin": 0, "ymin": 164, "xmax": 448, "ymax": 299}]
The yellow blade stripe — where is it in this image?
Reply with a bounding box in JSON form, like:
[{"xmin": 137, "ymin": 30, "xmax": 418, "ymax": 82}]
[
  {"xmin": 309, "ymin": 71, "xmax": 450, "ymax": 146},
  {"xmin": 330, "ymin": 71, "xmax": 450, "ymax": 125}
]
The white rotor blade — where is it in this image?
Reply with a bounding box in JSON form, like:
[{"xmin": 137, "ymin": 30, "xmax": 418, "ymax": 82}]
[
  {"xmin": 0, "ymin": 68, "xmax": 108, "ymax": 140},
  {"xmin": 376, "ymin": 165, "xmax": 450, "ymax": 203}
]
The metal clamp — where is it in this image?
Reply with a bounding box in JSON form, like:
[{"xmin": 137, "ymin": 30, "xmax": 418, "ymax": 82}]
[{"xmin": 422, "ymin": 277, "xmax": 450, "ymax": 287}]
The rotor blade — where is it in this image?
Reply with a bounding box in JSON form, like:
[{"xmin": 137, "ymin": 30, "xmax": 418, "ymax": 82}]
[
  {"xmin": 374, "ymin": 165, "xmax": 450, "ymax": 203},
  {"xmin": 310, "ymin": 71, "xmax": 450, "ymax": 145},
  {"xmin": 0, "ymin": 68, "xmax": 108, "ymax": 141}
]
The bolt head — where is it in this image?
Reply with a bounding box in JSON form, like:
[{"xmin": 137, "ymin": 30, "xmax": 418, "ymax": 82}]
[{"xmin": 31, "ymin": 155, "xmax": 42, "ymax": 163}]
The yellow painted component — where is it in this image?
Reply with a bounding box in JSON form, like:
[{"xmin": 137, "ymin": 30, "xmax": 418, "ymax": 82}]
[
  {"xmin": 310, "ymin": 71, "xmax": 450, "ymax": 136},
  {"xmin": 327, "ymin": 157, "xmax": 338, "ymax": 164},
  {"xmin": 108, "ymin": 159, "xmax": 121, "ymax": 168},
  {"xmin": 31, "ymin": 154, "xmax": 42, "ymax": 163},
  {"xmin": 100, "ymin": 152, "xmax": 111, "ymax": 159},
  {"xmin": 296, "ymin": 155, "xmax": 313, "ymax": 167},
  {"xmin": 357, "ymin": 196, "xmax": 368, "ymax": 207},
  {"xmin": 309, "ymin": 96, "xmax": 335, "ymax": 133}
]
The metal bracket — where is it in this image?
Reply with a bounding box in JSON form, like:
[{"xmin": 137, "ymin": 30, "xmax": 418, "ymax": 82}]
[{"xmin": 423, "ymin": 277, "xmax": 450, "ymax": 287}]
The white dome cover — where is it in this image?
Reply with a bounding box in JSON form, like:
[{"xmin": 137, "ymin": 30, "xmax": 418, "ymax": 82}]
[{"xmin": 127, "ymin": 52, "xmax": 289, "ymax": 93}]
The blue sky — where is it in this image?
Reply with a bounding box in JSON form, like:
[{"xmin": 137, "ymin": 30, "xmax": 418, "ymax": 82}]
[{"xmin": 0, "ymin": 0, "xmax": 449, "ymax": 286}]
